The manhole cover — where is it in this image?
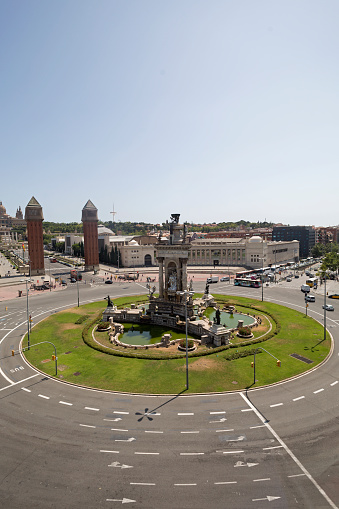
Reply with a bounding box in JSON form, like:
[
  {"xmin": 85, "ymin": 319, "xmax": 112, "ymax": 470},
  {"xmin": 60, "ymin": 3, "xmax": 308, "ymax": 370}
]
[{"xmin": 73, "ymin": 372, "xmax": 81, "ymax": 376}]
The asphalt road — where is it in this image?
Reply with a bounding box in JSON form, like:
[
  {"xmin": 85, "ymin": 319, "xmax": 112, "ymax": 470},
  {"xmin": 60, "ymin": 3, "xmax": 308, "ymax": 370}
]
[{"xmin": 0, "ymin": 275, "xmax": 339, "ymax": 508}]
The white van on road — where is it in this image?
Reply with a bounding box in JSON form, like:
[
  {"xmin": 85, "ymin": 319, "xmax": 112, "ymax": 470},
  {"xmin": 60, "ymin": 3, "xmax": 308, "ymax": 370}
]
[{"xmin": 301, "ymin": 284, "xmax": 310, "ymax": 293}]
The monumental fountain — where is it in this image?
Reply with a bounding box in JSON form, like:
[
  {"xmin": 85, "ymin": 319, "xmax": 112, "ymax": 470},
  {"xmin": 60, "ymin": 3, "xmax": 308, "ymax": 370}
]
[{"xmin": 102, "ymin": 214, "xmax": 256, "ymax": 349}]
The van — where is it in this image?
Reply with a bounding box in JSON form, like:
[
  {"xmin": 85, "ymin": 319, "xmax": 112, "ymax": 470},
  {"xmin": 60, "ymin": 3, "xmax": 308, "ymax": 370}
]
[
  {"xmin": 301, "ymin": 284, "xmax": 310, "ymax": 293},
  {"xmin": 207, "ymin": 276, "xmax": 219, "ymax": 284}
]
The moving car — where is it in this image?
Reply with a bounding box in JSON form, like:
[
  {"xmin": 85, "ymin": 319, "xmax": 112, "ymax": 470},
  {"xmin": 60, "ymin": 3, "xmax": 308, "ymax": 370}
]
[
  {"xmin": 305, "ymin": 294, "xmax": 315, "ymax": 302},
  {"xmin": 105, "ymin": 279, "xmax": 113, "ymax": 284},
  {"xmin": 323, "ymin": 304, "xmax": 334, "ymax": 311},
  {"xmin": 301, "ymin": 284, "xmax": 310, "ymax": 293},
  {"xmin": 286, "ymin": 277, "xmax": 292, "ymax": 282},
  {"xmin": 207, "ymin": 276, "xmax": 219, "ymax": 284},
  {"xmin": 220, "ymin": 276, "xmax": 230, "ymax": 282},
  {"xmin": 329, "ymin": 294, "xmax": 339, "ymax": 299}
]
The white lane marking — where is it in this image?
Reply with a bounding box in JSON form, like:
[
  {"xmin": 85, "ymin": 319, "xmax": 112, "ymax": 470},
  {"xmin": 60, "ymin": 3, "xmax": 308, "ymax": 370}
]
[
  {"xmin": 210, "ymin": 417, "xmax": 227, "ymax": 423},
  {"xmin": 241, "ymin": 408, "xmax": 253, "ymax": 412},
  {"xmin": 216, "ymin": 450, "xmax": 244, "ymax": 454},
  {"xmin": 214, "ymin": 481, "xmax": 237, "ymax": 485},
  {"xmin": 210, "ymin": 411, "xmax": 226, "ymax": 414},
  {"xmin": 130, "ymin": 483, "xmax": 155, "ymax": 486},
  {"xmin": 253, "ymin": 478, "xmax": 271, "ymax": 482},
  {"xmin": 178, "ymin": 412, "xmax": 194, "ymax": 415},
  {"xmin": 240, "ymin": 391, "xmax": 338, "ymax": 509},
  {"xmin": 134, "ymin": 452, "xmax": 159, "ymax": 455},
  {"xmin": 21, "ymin": 387, "xmax": 31, "ymax": 392},
  {"xmin": 113, "ymin": 410, "xmax": 129, "ymax": 414},
  {"xmin": 80, "ymin": 424, "xmax": 96, "ymax": 428},
  {"xmin": 250, "ymin": 425, "xmax": 265, "ymax": 429},
  {"xmin": 38, "ymin": 394, "xmax": 50, "ymax": 399},
  {"xmin": 111, "ymin": 428, "xmax": 128, "ymax": 432},
  {"xmin": 115, "ymin": 437, "xmax": 135, "ymax": 442},
  {"xmin": 59, "ymin": 401, "xmax": 73, "ymax": 406},
  {"xmin": 293, "ymin": 396, "xmax": 305, "ymax": 401},
  {"xmin": 330, "ymin": 381, "xmax": 338, "ymax": 386},
  {"xmin": 314, "ymin": 388, "xmax": 324, "ymax": 394},
  {"xmin": 104, "ymin": 418, "xmax": 122, "ymax": 422},
  {"xmin": 85, "ymin": 406, "xmax": 99, "ymax": 411},
  {"xmin": 180, "ymin": 453, "xmax": 204, "ymax": 456},
  {"xmin": 106, "ymin": 499, "xmax": 136, "ymax": 503},
  {"xmin": 288, "ymin": 473, "xmax": 306, "ymax": 478},
  {"xmin": 270, "ymin": 403, "xmax": 283, "ymax": 407},
  {"xmin": 100, "ymin": 450, "xmax": 119, "ymax": 453},
  {"xmin": 108, "ymin": 461, "xmax": 133, "ymax": 469},
  {"xmin": 216, "ymin": 428, "xmax": 234, "ymax": 433},
  {"xmin": 174, "ymin": 484, "xmax": 197, "ymax": 486},
  {"xmin": 181, "ymin": 431, "xmax": 199, "ymax": 434},
  {"xmin": 145, "ymin": 430, "xmax": 163, "ymax": 434},
  {"xmin": 263, "ymin": 446, "xmax": 283, "ymax": 450}
]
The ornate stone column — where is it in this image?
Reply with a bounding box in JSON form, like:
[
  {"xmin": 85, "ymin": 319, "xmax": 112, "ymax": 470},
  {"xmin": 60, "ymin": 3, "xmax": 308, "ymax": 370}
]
[{"xmin": 158, "ymin": 257, "xmax": 164, "ymax": 298}]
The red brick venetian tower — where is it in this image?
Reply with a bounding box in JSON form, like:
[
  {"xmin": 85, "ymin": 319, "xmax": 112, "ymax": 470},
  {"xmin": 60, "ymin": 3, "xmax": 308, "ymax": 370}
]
[
  {"xmin": 24, "ymin": 197, "xmax": 45, "ymax": 276},
  {"xmin": 81, "ymin": 200, "xmax": 99, "ymax": 272}
]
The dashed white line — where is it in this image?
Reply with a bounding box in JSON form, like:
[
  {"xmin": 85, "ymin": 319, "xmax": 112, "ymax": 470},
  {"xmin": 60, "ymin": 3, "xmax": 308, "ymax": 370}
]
[
  {"xmin": 59, "ymin": 401, "xmax": 73, "ymax": 406},
  {"xmin": 134, "ymin": 452, "xmax": 159, "ymax": 455},
  {"xmin": 174, "ymin": 484, "xmax": 197, "ymax": 486},
  {"xmin": 263, "ymin": 445, "xmax": 283, "ymax": 450},
  {"xmin": 130, "ymin": 483, "xmax": 155, "ymax": 486},
  {"xmin": 180, "ymin": 453, "xmax": 204, "ymax": 456},
  {"xmin": 241, "ymin": 408, "xmax": 253, "ymax": 412},
  {"xmin": 253, "ymin": 478, "xmax": 271, "ymax": 482},
  {"xmin": 85, "ymin": 406, "xmax": 99, "ymax": 411},
  {"xmin": 250, "ymin": 425, "xmax": 265, "ymax": 429},
  {"xmin": 80, "ymin": 424, "xmax": 96, "ymax": 428},
  {"xmin": 178, "ymin": 412, "xmax": 194, "ymax": 416},
  {"xmin": 270, "ymin": 403, "xmax": 283, "ymax": 407},
  {"xmin": 145, "ymin": 430, "xmax": 163, "ymax": 434},
  {"xmin": 181, "ymin": 431, "xmax": 199, "ymax": 434},
  {"xmin": 38, "ymin": 394, "xmax": 50, "ymax": 399},
  {"xmin": 111, "ymin": 428, "xmax": 128, "ymax": 432},
  {"xmin": 313, "ymin": 388, "xmax": 324, "ymax": 394},
  {"xmin": 215, "ymin": 429, "xmax": 234, "ymax": 433},
  {"xmin": 113, "ymin": 410, "xmax": 129, "ymax": 414},
  {"xmin": 214, "ymin": 481, "xmax": 237, "ymax": 485},
  {"xmin": 21, "ymin": 387, "xmax": 31, "ymax": 392},
  {"xmin": 210, "ymin": 411, "xmax": 226, "ymax": 415},
  {"xmin": 216, "ymin": 450, "xmax": 244, "ymax": 454},
  {"xmin": 293, "ymin": 396, "xmax": 305, "ymax": 401},
  {"xmin": 330, "ymin": 381, "xmax": 338, "ymax": 386},
  {"xmin": 100, "ymin": 450, "xmax": 119, "ymax": 454},
  {"xmin": 288, "ymin": 473, "xmax": 306, "ymax": 478}
]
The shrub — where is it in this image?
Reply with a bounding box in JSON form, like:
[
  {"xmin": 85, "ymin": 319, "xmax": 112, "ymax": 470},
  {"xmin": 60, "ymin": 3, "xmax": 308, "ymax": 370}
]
[{"xmin": 238, "ymin": 326, "xmax": 251, "ymax": 337}]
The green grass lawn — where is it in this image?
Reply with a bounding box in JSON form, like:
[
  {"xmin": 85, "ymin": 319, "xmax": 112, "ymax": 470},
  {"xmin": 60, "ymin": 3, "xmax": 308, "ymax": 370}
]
[{"xmin": 22, "ymin": 294, "xmax": 331, "ymax": 394}]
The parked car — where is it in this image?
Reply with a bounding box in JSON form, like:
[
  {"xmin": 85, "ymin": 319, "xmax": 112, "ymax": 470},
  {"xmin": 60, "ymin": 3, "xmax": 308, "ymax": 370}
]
[
  {"xmin": 220, "ymin": 276, "xmax": 230, "ymax": 282},
  {"xmin": 329, "ymin": 294, "xmax": 339, "ymax": 299},
  {"xmin": 286, "ymin": 277, "xmax": 292, "ymax": 282},
  {"xmin": 61, "ymin": 279, "xmax": 67, "ymax": 285},
  {"xmin": 105, "ymin": 279, "xmax": 113, "ymax": 284},
  {"xmin": 323, "ymin": 304, "xmax": 334, "ymax": 311},
  {"xmin": 70, "ymin": 278, "xmax": 76, "ymax": 283},
  {"xmin": 305, "ymin": 294, "xmax": 315, "ymax": 302},
  {"xmin": 294, "ymin": 274, "xmax": 299, "ymax": 278}
]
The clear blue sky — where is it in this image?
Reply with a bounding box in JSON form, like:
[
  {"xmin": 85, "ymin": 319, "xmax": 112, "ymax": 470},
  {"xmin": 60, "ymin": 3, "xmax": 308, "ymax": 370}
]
[{"xmin": 1, "ymin": 0, "xmax": 338, "ymax": 226}]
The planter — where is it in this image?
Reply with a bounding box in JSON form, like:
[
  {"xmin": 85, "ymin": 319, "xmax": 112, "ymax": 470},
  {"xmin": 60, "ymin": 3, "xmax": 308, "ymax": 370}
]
[
  {"xmin": 236, "ymin": 332, "xmax": 254, "ymax": 339},
  {"xmin": 96, "ymin": 325, "xmax": 111, "ymax": 332}
]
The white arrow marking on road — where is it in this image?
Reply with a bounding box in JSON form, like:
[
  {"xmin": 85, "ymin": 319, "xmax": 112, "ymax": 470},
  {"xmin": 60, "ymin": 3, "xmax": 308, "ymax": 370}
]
[
  {"xmin": 209, "ymin": 417, "xmax": 227, "ymax": 423},
  {"xmin": 252, "ymin": 495, "xmax": 281, "ymax": 502},
  {"xmin": 106, "ymin": 498, "xmax": 136, "ymax": 504},
  {"xmin": 104, "ymin": 418, "xmax": 122, "ymax": 422},
  {"xmin": 115, "ymin": 437, "xmax": 136, "ymax": 442},
  {"xmin": 227, "ymin": 436, "xmax": 245, "ymax": 441},
  {"xmin": 234, "ymin": 461, "xmax": 259, "ymax": 468},
  {"xmin": 108, "ymin": 461, "xmax": 133, "ymax": 469}
]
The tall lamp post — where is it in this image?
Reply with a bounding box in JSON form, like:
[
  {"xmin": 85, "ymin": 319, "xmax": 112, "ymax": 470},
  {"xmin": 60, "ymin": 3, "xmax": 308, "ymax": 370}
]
[
  {"xmin": 260, "ymin": 256, "xmax": 266, "ymax": 302},
  {"xmin": 25, "ymin": 279, "xmax": 30, "ymax": 350},
  {"xmin": 76, "ymin": 269, "xmax": 80, "ymax": 307},
  {"xmin": 323, "ymin": 272, "xmax": 327, "ymax": 341},
  {"xmin": 177, "ymin": 289, "xmax": 194, "ymax": 390}
]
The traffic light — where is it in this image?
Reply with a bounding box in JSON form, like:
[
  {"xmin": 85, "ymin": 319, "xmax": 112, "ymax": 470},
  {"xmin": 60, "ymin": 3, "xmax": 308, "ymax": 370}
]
[
  {"xmin": 12, "ymin": 350, "xmax": 14, "ymax": 356},
  {"xmin": 52, "ymin": 355, "xmax": 56, "ymax": 361},
  {"xmin": 251, "ymin": 362, "xmax": 254, "ymax": 368},
  {"xmin": 277, "ymin": 360, "xmax": 281, "ymax": 367}
]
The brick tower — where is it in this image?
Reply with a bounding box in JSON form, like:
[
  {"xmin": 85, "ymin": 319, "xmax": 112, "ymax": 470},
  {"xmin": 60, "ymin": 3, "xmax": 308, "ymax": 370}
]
[
  {"xmin": 82, "ymin": 200, "xmax": 99, "ymax": 272},
  {"xmin": 25, "ymin": 197, "xmax": 45, "ymax": 276}
]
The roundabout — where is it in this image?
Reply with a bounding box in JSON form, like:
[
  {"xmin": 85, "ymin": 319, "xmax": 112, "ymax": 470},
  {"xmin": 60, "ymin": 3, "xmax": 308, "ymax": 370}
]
[{"xmin": 1, "ymin": 272, "xmax": 339, "ymax": 508}]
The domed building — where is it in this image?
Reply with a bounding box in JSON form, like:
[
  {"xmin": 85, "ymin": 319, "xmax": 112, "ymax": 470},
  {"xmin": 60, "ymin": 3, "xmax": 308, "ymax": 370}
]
[{"xmin": 0, "ymin": 201, "xmax": 26, "ymax": 244}]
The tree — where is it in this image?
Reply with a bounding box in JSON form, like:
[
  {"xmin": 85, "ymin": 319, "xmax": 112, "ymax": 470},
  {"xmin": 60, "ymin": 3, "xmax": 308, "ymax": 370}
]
[{"xmin": 55, "ymin": 241, "xmax": 65, "ymax": 253}]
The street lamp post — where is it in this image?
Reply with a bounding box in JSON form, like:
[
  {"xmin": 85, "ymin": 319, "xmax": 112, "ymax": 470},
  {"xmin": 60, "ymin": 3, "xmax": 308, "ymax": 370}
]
[
  {"xmin": 25, "ymin": 279, "xmax": 30, "ymax": 350},
  {"xmin": 324, "ymin": 273, "xmax": 327, "ymax": 341},
  {"xmin": 260, "ymin": 256, "xmax": 265, "ymax": 302},
  {"xmin": 177, "ymin": 289, "xmax": 194, "ymax": 390},
  {"xmin": 76, "ymin": 269, "xmax": 80, "ymax": 307}
]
